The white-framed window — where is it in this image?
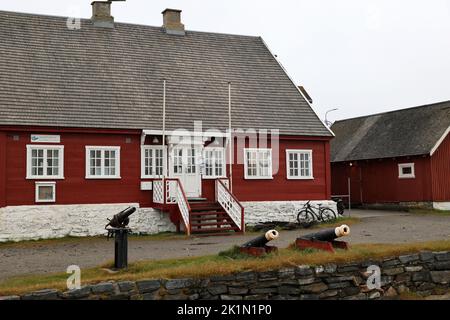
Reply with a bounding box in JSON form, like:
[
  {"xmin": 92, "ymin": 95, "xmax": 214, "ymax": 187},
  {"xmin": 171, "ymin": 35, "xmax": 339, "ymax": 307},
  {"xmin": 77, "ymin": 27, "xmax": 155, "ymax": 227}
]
[
  {"xmin": 203, "ymin": 147, "xmax": 226, "ymax": 179},
  {"xmin": 85, "ymin": 146, "xmax": 121, "ymax": 179},
  {"xmin": 35, "ymin": 181, "xmax": 56, "ymax": 203},
  {"xmin": 244, "ymin": 148, "xmax": 273, "ymax": 179},
  {"xmin": 26, "ymin": 145, "xmax": 64, "ymax": 179},
  {"xmin": 141, "ymin": 146, "xmax": 166, "ymax": 178},
  {"xmin": 398, "ymin": 163, "xmax": 415, "ymax": 179},
  {"xmin": 286, "ymin": 149, "xmax": 313, "ymax": 179}
]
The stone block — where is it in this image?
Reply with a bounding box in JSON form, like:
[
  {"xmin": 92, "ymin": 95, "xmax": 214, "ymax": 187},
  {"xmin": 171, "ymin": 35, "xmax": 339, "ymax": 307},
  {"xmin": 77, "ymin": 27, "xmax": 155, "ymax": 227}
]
[
  {"xmin": 91, "ymin": 282, "xmax": 115, "ymax": 294},
  {"xmin": 207, "ymin": 285, "xmax": 228, "ymax": 295},
  {"xmin": 165, "ymin": 278, "xmax": 193, "ymax": 290},
  {"xmin": 430, "ymin": 271, "xmax": 450, "ymax": 284},
  {"xmin": 61, "ymin": 286, "xmax": 92, "ymax": 299},
  {"xmin": 221, "ymin": 295, "xmax": 243, "ymax": 300},
  {"xmin": 136, "ymin": 280, "xmax": 161, "ymax": 294},
  {"xmin": 22, "ymin": 289, "xmax": 59, "ymax": 300},
  {"xmin": 398, "ymin": 254, "xmax": 419, "ymax": 264}
]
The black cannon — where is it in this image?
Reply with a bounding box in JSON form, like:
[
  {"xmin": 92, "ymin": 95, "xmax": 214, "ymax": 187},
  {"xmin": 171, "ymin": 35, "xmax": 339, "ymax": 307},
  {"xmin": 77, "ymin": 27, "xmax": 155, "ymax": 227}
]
[
  {"xmin": 105, "ymin": 207, "xmax": 136, "ymax": 269},
  {"xmin": 240, "ymin": 230, "xmax": 280, "ymax": 256},
  {"xmin": 302, "ymin": 224, "xmax": 350, "ymax": 242},
  {"xmin": 105, "ymin": 207, "xmax": 136, "ymax": 232},
  {"xmin": 296, "ymin": 224, "xmax": 350, "ymax": 252}
]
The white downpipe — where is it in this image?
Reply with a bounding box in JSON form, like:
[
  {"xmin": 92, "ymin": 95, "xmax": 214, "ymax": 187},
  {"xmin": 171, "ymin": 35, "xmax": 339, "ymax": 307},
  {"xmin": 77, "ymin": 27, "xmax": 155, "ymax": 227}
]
[{"xmin": 228, "ymin": 82, "xmax": 233, "ymax": 193}]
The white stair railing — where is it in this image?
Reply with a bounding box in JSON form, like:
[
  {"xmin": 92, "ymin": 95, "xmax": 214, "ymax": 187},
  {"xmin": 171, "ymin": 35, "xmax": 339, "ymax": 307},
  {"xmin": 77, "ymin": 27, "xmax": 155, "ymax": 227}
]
[
  {"xmin": 152, "ymin": 178, "xmax": 191, "ymax": 235},
  {"xmin": 216, "ymin": 179, "xmax": 244, "ymax": 232}
]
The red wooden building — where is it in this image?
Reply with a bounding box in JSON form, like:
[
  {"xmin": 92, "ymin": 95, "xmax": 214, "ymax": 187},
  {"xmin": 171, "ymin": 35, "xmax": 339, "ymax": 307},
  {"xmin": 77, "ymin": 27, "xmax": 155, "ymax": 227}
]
[
  {"xmin": 331, "ymin": 101, "xmax": 450, "ymax": 210},
  {"xmin": 0, "ymin": 4, "xmax": 334, "ymax": 241}
]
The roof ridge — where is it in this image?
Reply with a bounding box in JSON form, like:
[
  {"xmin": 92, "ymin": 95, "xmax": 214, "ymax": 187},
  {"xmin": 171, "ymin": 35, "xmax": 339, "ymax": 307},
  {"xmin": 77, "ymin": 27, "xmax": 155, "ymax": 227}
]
[
  {"xmin": 334, "ymin": 99, "xmax": 450, "ymax": 124},
  {"xmin": 0, "ymin": 9, "xmax": 260, "ymax": 39}
]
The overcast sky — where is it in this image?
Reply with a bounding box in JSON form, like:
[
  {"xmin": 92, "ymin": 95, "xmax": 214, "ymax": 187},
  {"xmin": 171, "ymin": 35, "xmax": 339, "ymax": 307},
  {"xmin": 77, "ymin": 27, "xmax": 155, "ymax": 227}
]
[{"xmin": 2, "ymin": 0, "xmax": 450, "ymax": 122}]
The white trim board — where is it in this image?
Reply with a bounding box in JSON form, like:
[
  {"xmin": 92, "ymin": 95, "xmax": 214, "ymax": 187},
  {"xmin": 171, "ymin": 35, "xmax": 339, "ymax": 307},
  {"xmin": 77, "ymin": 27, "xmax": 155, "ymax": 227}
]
[{"xmin": 430, "ymin": 126, "xmax": 450, "ymax": 156}]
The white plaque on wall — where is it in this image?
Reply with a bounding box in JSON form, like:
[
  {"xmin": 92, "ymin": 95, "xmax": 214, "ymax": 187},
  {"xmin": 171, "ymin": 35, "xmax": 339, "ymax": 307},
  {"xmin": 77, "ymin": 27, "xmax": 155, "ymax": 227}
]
[
  {"xmin": 31, "ymin": 134, "xmax": 61, "ymax": 143},
  {"xmin": 140, "ymin": 181, "xmax": 153, "ymax": 191}
]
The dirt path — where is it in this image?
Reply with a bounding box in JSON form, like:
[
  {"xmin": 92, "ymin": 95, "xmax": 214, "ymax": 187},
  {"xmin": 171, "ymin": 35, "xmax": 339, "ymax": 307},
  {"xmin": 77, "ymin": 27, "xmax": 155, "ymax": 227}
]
[{"xmin": 0, "ymin": 210, "xmax": 449, "ymax": 282}]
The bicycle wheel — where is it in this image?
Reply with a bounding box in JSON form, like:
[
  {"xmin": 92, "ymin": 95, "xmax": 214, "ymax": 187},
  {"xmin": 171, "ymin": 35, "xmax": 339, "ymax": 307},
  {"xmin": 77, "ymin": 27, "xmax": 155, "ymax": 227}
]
[
  {"xmin": 320, "ymin": 208, "xmax": 337, "ymax": 222},
  {"xmin": 297, "ymin": 209, "xmax": 314, "ymax": 228}
]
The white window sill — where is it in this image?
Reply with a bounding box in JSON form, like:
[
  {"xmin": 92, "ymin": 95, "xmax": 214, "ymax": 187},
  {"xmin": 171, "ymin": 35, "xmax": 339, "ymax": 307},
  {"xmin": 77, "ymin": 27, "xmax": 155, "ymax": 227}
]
[
  {"xmin": 287, "ymin": 176, "xmax": 314, "ymax": 180},
  {"xmin": 35, "ymin": 200, "xmax": 56, "ymax": 203},
  {"xmin": 141, "ymin": 176, "xmax": 165, "ymax": 179},
  {"xmin": 85, "ymin": 176, "xmax": 122, "ymax": 180},
  {"xmin": 244, "ymin": 176, "xmax": 274, "ymax": 180},
  {"xmin": 202, "ymin": 176, "xmax": 228, "ymax": 180},
  {"xmin": 27, "ymin": 176, "xmax": 64, "ymax": 180},
  {"xmin": 399, "ymin": 175, "xmax": 415, "ymax": 179}
]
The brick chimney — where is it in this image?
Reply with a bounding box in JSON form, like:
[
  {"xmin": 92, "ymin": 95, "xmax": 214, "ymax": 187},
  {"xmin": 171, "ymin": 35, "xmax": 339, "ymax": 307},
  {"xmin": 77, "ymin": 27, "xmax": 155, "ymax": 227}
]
[
  {"xmin": 162, "ymin": 9, "xmax": 185, "ymax": 35},
  {"xmin": 91, "ymin": 1, "xmax": 114, "ymax": 28}
]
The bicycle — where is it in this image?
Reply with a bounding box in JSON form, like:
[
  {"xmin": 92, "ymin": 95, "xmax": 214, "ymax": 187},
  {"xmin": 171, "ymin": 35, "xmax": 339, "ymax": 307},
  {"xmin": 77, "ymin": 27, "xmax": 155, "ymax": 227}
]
[
  {"xmin": 296, "ymin": 201, "xmax": 337, "ymax": 228},
  {"xmin": 332, "ymin": 197, "xmax": 345, "ymax": 216}
]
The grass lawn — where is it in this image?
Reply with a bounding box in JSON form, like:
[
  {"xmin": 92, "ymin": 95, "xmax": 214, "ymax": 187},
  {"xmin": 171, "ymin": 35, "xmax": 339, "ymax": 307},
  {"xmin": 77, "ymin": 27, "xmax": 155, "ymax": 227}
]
[{"xmin": 1, "ymin": 239, "xmax": 450, "ymax": 296}]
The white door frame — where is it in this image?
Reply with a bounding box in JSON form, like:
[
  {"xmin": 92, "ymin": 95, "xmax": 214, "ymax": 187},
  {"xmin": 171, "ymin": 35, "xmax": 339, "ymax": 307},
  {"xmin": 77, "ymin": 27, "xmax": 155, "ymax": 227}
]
[{"xmin": 168, "ymin": 142, "xmax": 202, "ymax": 198}]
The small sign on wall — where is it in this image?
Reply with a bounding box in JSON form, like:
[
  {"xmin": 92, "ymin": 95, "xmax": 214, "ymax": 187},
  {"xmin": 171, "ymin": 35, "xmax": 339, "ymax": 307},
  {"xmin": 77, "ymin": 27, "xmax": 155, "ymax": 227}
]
[
  {"xmin": 31, "ymin": 134, "xmax": 61, "ymax": 143},
  {"xmin": 141, "ymin": 181, "xmax": 153, "ymax": 191}
]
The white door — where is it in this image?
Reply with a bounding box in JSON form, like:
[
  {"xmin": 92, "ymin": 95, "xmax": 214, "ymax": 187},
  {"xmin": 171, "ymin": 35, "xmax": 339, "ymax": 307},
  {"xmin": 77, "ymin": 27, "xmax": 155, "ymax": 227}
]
[{"xmin": 169, "ymin": 145, "xmax": 202, "ymax": 198}]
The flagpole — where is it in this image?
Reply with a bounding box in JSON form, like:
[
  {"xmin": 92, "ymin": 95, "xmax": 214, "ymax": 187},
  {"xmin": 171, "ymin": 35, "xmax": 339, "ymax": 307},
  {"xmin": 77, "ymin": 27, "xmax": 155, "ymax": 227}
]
[{"xmin": 228, "ymin": 82, "xmax": 233, "ymax": 193}]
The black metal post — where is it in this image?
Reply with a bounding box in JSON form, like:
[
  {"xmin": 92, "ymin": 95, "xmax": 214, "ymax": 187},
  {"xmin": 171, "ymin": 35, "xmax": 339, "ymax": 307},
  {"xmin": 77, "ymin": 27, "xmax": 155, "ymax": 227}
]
[{"xmin": 114, "ymin": 229, "xmax": 129, "ymax": 269}]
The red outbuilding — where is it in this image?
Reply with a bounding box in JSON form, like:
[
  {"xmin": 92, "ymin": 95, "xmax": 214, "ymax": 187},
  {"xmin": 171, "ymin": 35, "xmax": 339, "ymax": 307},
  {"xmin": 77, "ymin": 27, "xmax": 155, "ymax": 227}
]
[
  {"xmin": 0, "ymin": 5, "xmax": 334, "ymax": 241},
  {"xmin": 331, "ymin": 101, "xmax": 450, "ymax": 210}
]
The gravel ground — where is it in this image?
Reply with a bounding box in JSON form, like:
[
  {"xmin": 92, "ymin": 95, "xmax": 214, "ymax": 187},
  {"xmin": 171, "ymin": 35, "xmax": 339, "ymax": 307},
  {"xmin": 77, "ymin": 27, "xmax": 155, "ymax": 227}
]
[{"xmin": 0, "ymin": 209, "xmax": 449, "ymax": 282}]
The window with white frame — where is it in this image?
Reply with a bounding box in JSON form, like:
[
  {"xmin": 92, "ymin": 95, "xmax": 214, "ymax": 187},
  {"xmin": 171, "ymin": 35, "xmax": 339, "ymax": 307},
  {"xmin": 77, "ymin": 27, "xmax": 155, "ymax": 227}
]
[
  {"xmin": 244, "ymin": 148, "xmax": 272, "ymax": 179},
  {"xmin": 86, "ymin": 146, "xmax": 121, "ymax": 179},
  {"xmin": 286, "ymin": 149, "xmax": 313, "ymax": 179},
  {"xmin": 398, "ymin": 163, "xmax": 415, "ymax": 179},
  {"xmin": 141, "ymin": 146, "xmax": 166, "ymax": 178},
  {"xmin": 35, "ymin": 182, "xmax": 56, "ymax": 203},
  {"xmin": 26, "ymin": 145, "xmax": 64, "ymax": 179},
  {"xmin": 203, "ymin": 147, "xmax": 226, "ymax": 178}
]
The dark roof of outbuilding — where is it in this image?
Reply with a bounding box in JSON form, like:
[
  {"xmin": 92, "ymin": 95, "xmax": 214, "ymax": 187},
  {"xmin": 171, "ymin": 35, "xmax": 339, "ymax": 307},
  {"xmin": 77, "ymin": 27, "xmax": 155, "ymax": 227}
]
[
  {"xmin": 330, "ymin": 100, "xmax": 450, "ymax": 162},
  {"xmin": 0, "ymin": 10, "xmax": 331, "ymax": 136}
]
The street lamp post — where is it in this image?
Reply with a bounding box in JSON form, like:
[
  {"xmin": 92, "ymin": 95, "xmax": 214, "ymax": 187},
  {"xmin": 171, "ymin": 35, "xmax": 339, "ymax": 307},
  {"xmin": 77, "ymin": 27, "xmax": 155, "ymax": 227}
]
[{"xmin": 325, "ymin": 108, "xmax": 339, "ymax": 127}]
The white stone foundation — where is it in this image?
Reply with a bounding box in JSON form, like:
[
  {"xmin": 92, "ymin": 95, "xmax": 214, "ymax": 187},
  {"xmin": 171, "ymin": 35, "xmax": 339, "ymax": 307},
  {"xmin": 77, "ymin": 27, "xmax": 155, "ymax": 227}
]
[
  {"xmin": 243, "ymin": 200, "xmax": 338, "ymax": 225},
  {"xmin": 0, "ymin": 204, "xmax": 176, "ymax": 242},
  {"xmin": 433, "ymin": 202, "xmax": 450, "ymax": 211}
]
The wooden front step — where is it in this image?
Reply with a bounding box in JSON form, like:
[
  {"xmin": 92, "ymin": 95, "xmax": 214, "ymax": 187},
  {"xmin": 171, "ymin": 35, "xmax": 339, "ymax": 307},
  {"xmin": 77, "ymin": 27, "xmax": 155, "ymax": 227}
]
[
  {"xmin": 188, "ymin": 200, "xmax": 240, "ymax": 236},
  {"xmin": 190, "ymin": 226, "xmax": 240, "ymax": 233},
  {"xmin": 190, "ymin": 210, "xmax": 227, "ymax": 216},
  {"xmin": 191, "ymin": 217, "xmax": 233, "ymax": 222},
  {"xmin": 191, "ymin": 221, "xmax": 234, "ymax": 227}
]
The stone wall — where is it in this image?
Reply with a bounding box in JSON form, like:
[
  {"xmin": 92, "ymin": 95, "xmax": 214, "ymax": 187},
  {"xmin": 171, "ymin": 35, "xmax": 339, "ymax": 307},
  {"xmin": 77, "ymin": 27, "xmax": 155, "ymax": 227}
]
[
  {"xmin": 243, "ymin": 200, "xmax": 338, "ymax": 225},
  {"xmin": 2, "ymin": 250, "xmax": 449, "ymax": 300},
  {"xmin": 0, "ymin": 204, "xmax": 176, "ymax": 242},
  {"xmin": 0, "ymin": 200, "xmax": 336, "ymax": 242}
]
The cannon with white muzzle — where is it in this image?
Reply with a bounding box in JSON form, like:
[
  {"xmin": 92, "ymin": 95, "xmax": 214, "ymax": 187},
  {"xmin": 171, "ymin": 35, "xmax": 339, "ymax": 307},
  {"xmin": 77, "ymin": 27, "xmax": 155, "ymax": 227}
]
[
  {"xmin": 240, "ymin": 230, "xmax": 280, "ymax": 256},
  {"xmin": 295, "ymin": 225, "xmax": 350, "ymax": 252}
]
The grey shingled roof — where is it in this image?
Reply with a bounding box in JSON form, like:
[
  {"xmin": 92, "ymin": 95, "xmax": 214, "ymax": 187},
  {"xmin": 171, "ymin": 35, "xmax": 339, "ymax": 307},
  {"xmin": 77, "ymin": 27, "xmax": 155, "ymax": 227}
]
[
  {"xmin": 331, "ymin": 101, "xmax": 450, "ymax": 162},
  {"xmin": 0, "ymin": 11, "xmax": 331, "ymax": 136}
]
